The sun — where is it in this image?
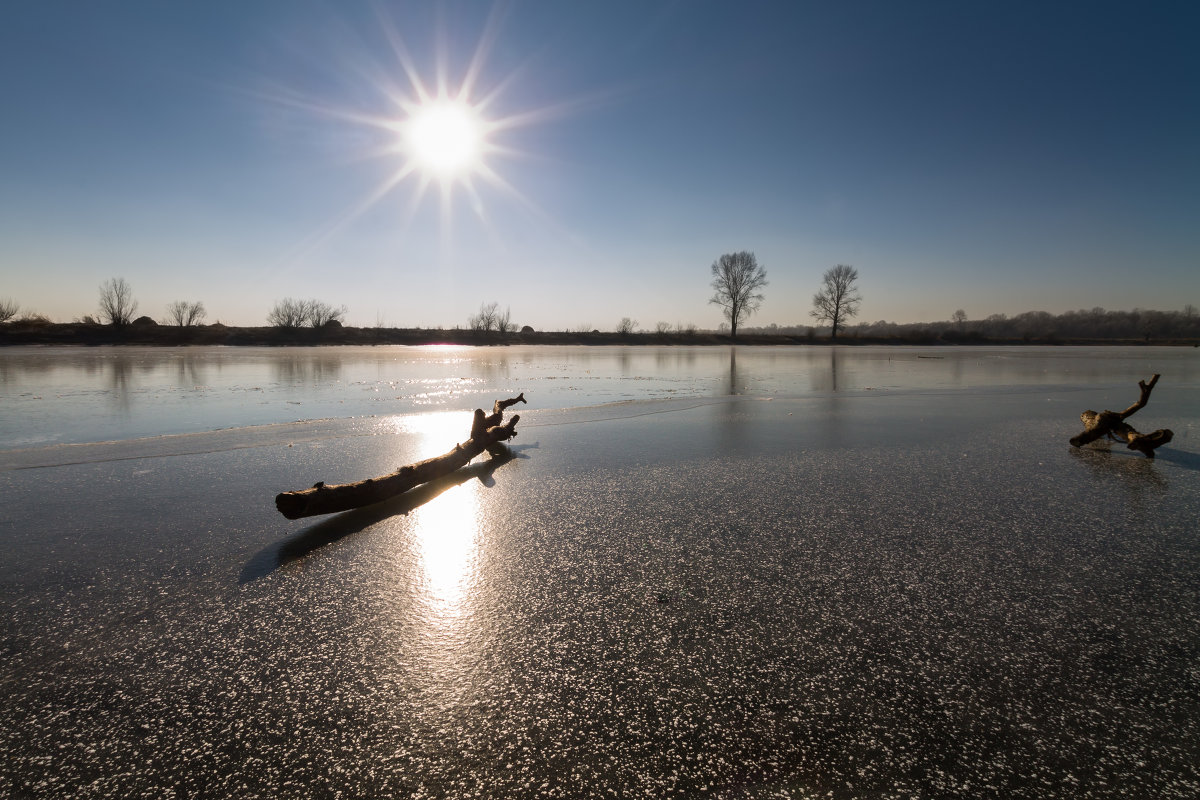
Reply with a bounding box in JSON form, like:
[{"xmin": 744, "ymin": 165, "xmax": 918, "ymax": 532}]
[
  {"xmin": 262, "ymin": 5, "xmax": 574, "ymax": 248},
  {"xmin": 403, "ymin": 100, "xmax": 487, "ymax": 180}
]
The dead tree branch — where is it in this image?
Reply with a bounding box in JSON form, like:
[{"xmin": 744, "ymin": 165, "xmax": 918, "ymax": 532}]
[
  {"xmin": 1069, "ymin": 375, "xmax": 1173, "ymax": 458},
  {"xmin": 276, "ymin": 393, "xmax": 526, "ymax": 519}
]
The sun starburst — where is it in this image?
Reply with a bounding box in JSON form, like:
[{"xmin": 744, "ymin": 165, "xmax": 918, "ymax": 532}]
[{"xmin": 258, "ymin": 4, "xmax": 594, "ymax": 264}]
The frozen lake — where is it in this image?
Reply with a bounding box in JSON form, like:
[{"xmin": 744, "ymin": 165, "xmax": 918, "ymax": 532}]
[
  {"xmin": 2, "ymin": 345, "xmax": 1199, "ymax": 798},
  {"xmin": 2, "ymin": 343, "xmax": 1199, "ymax": 449}
]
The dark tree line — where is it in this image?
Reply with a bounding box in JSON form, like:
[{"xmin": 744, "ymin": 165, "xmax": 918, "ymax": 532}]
[
  {"xmin": 860, "ymin": 307, "xmax": 1200, "ymax": 341},
  {"xmin": 747, "ymin": 306, "xmax": 1199, "ymax": 341}
]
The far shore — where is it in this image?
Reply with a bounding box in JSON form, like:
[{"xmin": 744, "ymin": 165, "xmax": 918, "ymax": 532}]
[{"xmin": 2, "ymin": 320, "xmax": 1197, "ymax": 348}]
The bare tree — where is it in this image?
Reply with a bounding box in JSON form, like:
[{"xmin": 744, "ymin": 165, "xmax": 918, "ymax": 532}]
[
  {"xmin": 495, "ymin": 306, "xmax": 514, "ymax": 334},
  {"xmin": 469, "ymin": 302, "xmax": 502, "ymax": 332},
  {"xmin": 98, "ymin": 277, "xmax": 138, "ymax": 327},
  {"xmin": 810, "ymin": 264, "xmax": 861, "ymax": 339},
  {"xmin": 0, "ymin": 297, "xmax": 18, "ymax": 323},
  {"xmin": 709, "ymin": 251, "xmax": 767, "ymax": 339},
  {"xmin": 952, "ymin": 309, "xmax": 967, "ymax": 329},
  {"xmin": 616, "ymin": 317, "xmax": 637, "ymax": 335},
  {"xmin": 655, "ymin": 321, "xmax": 672, "ymax": 335},
  {"xmin": 306, "ymin": 300, "xmax": 347, "ymax": 328},
  {"xmin": 166, "ymin": 300, "xmax": 207, "ymax": 327},
  {"xmin": 267, "ymin": 298, "xmax": 309, "ymax": 328}
]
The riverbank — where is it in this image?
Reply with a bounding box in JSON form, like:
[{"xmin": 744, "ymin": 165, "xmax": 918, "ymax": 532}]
[{"xmin": 3, "ymin": 320, "xmax": 1196, "ymax": 347}]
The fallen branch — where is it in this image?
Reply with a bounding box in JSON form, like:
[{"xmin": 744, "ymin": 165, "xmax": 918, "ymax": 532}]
[
  {"xmin": 275, "ymin": 393, "xmax": 526, "ymax": 519},
  {"xmin": 1069, "ymin": 375, "xmax": 1173, "ymax": 458}
]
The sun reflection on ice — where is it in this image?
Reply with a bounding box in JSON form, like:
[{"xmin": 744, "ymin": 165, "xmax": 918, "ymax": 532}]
[
  {"xmin": 414, "ymin": 480, "xmax": 480, "ymax": 617},
  {"xmin": 390, "ymin": 410, "xmax": 486, "ymax": 622}
]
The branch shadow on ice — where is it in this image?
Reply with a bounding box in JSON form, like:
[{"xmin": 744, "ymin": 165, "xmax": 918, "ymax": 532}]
[
  {"xmin": 240, "ymin": 443, "xmax": 535, "ymax": 584},
  {"xmin": 1150, "ymin": 447, "xmax": 1200, "ymax": 472},
  {"xmin": 1068, "ymin": 445, "xmax": 1170, "ymax": 491},
  {"xmin": 1070, "ymin": 440, "xmax": 1199, "ymax": 475}
]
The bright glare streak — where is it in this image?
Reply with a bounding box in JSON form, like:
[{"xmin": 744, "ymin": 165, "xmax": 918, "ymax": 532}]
[
  {"xmin": 405, "ymin": 101, "xmax": 484, "ymax": 178},
  {"xmin": 415, "ymin": 484, "xmax": 479, "ymax": 615},
  {"xmin": 390, "ymin": 411, "xmax": 482, "ymax": 617}
]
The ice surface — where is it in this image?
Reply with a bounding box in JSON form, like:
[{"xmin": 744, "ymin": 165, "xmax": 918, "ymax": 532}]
[{"xmin": 2, "ymin": 346, "xmax": 1198, "ymax": 798}]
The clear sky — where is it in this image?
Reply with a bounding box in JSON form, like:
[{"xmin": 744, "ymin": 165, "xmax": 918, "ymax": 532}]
[{"xmin": 2, "ymin": 1, "xmax": 1197, "ymax": 330}]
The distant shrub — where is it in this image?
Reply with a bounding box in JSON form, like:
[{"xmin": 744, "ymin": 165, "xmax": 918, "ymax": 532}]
[
  {"xmin": 307, "ymin": 300, "xmax": 347, "ymax": 328},
  {"xmin": 166, "ymin": 300, "xmax": 207, "ymax": 327},
  {"xmin": 469, "ymin": 301, "xmax": 511, "ymax": 333},
  {"xmin": 268, "ymin": 298, "xmax": 307, "ymax": 328},
  {"xmin": 18, "ymin": 311, "xmax": 53, "ymax": 325}
]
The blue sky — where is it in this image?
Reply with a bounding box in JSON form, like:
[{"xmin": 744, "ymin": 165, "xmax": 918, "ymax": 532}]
[{"xmin": 2, "ymin": 1, "xmax": 1197, "ymax": 330}]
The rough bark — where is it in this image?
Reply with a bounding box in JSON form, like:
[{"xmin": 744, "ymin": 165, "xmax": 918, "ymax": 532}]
[
  {"xmin": 275, "ymin": 394, "xmax": 526, "ymax": 519},
  {"xmin": 1069, "ymin": 375, "xmax": 1173, "ymax": 458}
]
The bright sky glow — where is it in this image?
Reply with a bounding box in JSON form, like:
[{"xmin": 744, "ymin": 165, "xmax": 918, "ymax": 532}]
[
  {"xmin": 1, "ymin": 1, "xmax": 1197, "ymax": 331},
  {"xmin": 404, "ymin": 101, "xmax": 486, "ymax": 179}
]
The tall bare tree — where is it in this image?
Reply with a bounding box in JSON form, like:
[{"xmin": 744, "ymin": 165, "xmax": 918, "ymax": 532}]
[
  {"xmin": 98, "ymin": 277, "xmax": 138, "ymax": 327},
  {"xmin": 709, "ymin": 251, "xmax": 767, "ymax": 339},
  {"xmin": 811, "ymin": 264, "xmax": 861, "ymax": 339},
  {"xmin": 166, "ymin": 300, "xmax": 207, "ymax": 327},
  {"xmin": 0, "ymin": 297, "xmax": 18, "ymax": 323}
]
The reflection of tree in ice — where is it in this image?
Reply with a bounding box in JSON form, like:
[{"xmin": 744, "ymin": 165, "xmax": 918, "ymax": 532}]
[
  {"xmin": 271, "ymin": 354, "xmax": 344, "ymax": 386},
  {"xmin": 172, "ymin": 352, "xmax": 209, "ymax": 389},
  {"xmin": 104, "ymin": 353, "xmax": 135, "ymax": 414},
  {"xmin": 725, "ymin": 347, "xmax": 739, "ymax": 396},
  {"xmin": 808, "ymin": 347, "xmax": 841, "ymax": 393}
]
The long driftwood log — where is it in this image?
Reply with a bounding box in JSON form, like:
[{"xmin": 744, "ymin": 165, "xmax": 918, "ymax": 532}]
[
  {"xmin": 1069, "ymin": 375, "xmax": 1173, "ymax": 458},
  {"xmin": 275, "ymin": 393, "xmax": 526, "ymax": 519}
]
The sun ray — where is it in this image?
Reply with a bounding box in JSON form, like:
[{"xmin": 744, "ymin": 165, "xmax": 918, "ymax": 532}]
[
  {"xmin": 276, "ymin": 162, "xmax": 418, "ymax": 271},
  {"xmin": 459, "ymin": 0, "xmax": 507, "ymax": 102}
]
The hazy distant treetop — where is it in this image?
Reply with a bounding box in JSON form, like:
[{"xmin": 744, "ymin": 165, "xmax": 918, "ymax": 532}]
[
  {"xmin": 0, "ymin": 297, "xmax": 18, "ymax": 323},
  {"xmin": 98, "ymin": 277, "xmax": 138, "ymax": 327},
  {"xmin": 709, "ymin": 251, "xmax": 767, "ymax": 339}
]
